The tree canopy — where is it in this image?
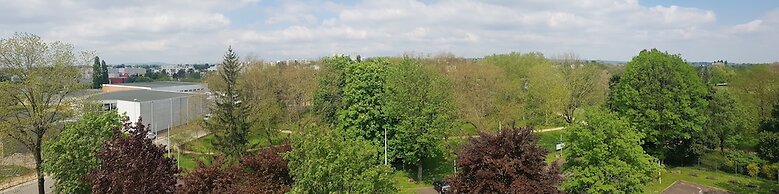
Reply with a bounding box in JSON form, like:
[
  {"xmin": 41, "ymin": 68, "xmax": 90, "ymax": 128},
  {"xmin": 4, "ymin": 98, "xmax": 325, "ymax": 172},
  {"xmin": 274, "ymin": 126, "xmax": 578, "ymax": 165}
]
[
  {"xmin": 205, "ymin": 47, "xmax": 253, "ymax": 160},
  {"xmin": 562, "ymin": 108, "xmax": 659, "ymax": 193},
  {"xmin": 43, "ymin": 111, "xmax": 121, "ymax": 194},
  {"xmin": 446, "ymin": 126, "xmax": 562, "ymax": 193},
  {"xmin": 609, "ymin": 49, "xmax": 708, "ymax": 164}
]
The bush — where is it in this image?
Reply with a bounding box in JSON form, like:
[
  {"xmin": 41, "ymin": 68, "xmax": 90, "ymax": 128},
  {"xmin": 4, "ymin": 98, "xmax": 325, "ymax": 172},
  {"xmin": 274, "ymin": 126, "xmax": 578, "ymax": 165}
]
[
  {"xmin": 757, "ymin": 132, "xmax": 779, "ymax": 163},
  {"xmin": 724, "ymin": 150, "xmax": 765, "ymax": 175},
  {"xmin": 761, "ymin": 163, "xmax": 777, "ymax": 180},
  {"xmin": 747, "ymin": 163, "xmax": 760, "ymax": 177}
]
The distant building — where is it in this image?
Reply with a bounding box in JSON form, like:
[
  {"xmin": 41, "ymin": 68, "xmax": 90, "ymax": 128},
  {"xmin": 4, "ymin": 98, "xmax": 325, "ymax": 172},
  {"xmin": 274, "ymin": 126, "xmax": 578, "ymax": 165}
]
[{"xmin": 108, "ymin": 67, "xmax": 146, "ymax": 78}]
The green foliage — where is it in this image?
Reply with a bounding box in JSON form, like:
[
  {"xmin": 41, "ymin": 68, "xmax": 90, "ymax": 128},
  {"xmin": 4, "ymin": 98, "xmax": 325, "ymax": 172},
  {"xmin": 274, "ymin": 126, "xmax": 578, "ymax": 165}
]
[
  {"xmin": 384, "ymin": 58, "xmax": 455, "ymax": 180},
  {"xmin": 0, "ymin": 33, "xmax": 85, "ymax": 193},
  {"xmin": 337, "ymin": 58, "xmax": 390, "ymax": 144},
  {"xmin": 562, "ymin": 108, "xmax": 659, "ymax": 193},
  {"xmin": 284, "ymin": 126, "xmax": 396, "ymax": 193},
  {"xmin": 761, "ymin": 163, "xmax": 778, "ymax": 180},
  {"xmin": 757, "ymin": 131, "xmax": 779, "ymax": 163},
  {"xmin": 205, "ymin": 47, "xmax": 253, "ymax": 160},
  {"xmin": 43, "ymin": 111, "xmax": 121, "ymax": 194},
  {"xmin": 609, "ymin": 49, "xmax": 708, "ymax": 164},
  {"xmin": 313, "ymin": 55, "xmax": 353, "ymax": 125},
  {"xmin": 747, "ymin": 163, "xmax": 760, "ymax": 177},
  {"xmin": 723, "ymin": 150, "xmax": 765, "ymax": 175},
  {"xmin": 92, "ymin": 56, "xmax": 103, "ymax": 89},
  {"xmin": 703, "ymin": 90, "xmax": 743, "ymax": 151}
]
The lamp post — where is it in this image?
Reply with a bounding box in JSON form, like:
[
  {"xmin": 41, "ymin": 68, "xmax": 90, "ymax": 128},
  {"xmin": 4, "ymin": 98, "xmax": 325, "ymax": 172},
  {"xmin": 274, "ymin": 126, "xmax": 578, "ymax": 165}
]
[{"xmin": 384, "ymin": 127, "xmax": 388, "ymax": 165}]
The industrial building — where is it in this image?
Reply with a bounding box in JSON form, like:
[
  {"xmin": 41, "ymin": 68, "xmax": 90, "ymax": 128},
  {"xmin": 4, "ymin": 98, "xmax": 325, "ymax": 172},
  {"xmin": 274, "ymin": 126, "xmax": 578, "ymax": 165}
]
[
  {"xmin": 99, "ymin": 82, "xmax": 208, "ymax": 134},
  {"xmin": 101, "ymin": 81, "xmax": 206, "ymax": 93}
]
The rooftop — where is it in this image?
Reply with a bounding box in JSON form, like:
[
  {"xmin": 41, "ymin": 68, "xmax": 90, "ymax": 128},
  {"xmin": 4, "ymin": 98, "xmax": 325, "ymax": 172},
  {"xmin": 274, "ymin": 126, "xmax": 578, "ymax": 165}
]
[
  {"xmin": 106, "ymin": 81, "xmax": 203, "ymax": 88},
  {"xmin": 99, "ymin": 90, "xmax": 192, "ymax": 102}
]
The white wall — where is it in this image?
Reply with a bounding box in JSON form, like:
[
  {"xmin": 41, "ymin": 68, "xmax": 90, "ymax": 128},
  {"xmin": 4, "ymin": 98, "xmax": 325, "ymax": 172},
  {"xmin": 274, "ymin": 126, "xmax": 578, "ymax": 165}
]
[{"xmin": 116, "ymin": 100, "xmax": 141, "ymax": 123}]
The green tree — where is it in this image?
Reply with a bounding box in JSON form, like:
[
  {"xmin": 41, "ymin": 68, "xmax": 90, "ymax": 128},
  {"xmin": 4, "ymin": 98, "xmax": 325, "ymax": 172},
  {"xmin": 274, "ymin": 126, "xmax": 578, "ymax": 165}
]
[
  {"xmin": 384, "ymin": 58, "xmax": 455, "ymax": 180},
  {"xmin": 555, "ymin": 54, "xmax": 608, "ymax": 124},
  {"xmin": 284, "ymin": 126, "xmax": 396, "ymax": 193},
  {"xmin": 703, "ymin": 90, "xmax": 743, "ymax": 151},
  {"xmin": 92, "ymin": 56, "xmax": 103, "ymax": 88},
  {"xmin": 757, "ymin": 132, "xmax": 779, "ymax": 163},
  {"xmin": 205, "ymin": 47, "xmax": 252, "ymax": 160},
  {"xmin": 313, "ymin": 55, "xmax": 353, "ymax": 125},
  {"xmin": 562, "ymin": 108, "xmax": 659, "ymax": 194},
  {"xmin": 0, "ymin": 33, "xmax": 85, "ymax": 194},
  {"xmin": 337, "ymin": 58, "xmax": 390, "ymax": 146},
  {"xmin": 609, "ymin": 49, "xmax": 708, "ymax": 164},
  {"xmin": 43, "ymin": 111, "xmax": 121, "ymax": 194},
  {"xmin": 100, "ymin": 60, "xmax": 108, "ymax": 85}
]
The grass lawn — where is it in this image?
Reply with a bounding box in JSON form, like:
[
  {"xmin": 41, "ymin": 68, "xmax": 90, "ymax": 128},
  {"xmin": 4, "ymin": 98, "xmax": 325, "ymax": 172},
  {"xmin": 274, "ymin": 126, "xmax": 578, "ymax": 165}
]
[
  {"xmin": 0, "ymin": 165, "xmax": 33, "ymax": 182},
  {"xmin": 645, "ymin": 167, "xmax": 779, "ymax": 194},
  {"xmin": 181, "ymin": 130, "xmax": 288, "ymax": 154}
]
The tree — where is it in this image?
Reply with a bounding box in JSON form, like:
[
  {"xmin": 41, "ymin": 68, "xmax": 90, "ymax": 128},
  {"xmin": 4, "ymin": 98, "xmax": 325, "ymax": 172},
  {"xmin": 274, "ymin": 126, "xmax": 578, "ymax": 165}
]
[
  {"xmin": 242, "ymin": 62, "xmax": 285, "ymax": 144},
  {"xmin": 205, "ymin": 47, "xmax": 253, "ymax": 160},
  {"xmin": 757, "ymin": 132, "xmax": 779, "ymax": 163},
  {"xmin": 0, "ymin": 33, "xmax": 84, "ymax": 194},
  {"xmin": 703, "ymin": 90, "xmax": 743, "ymax": 151},
  {"xmin": 384, "ymin": 58, "xmax": 455, "ymax": 180},
  {"xmin": 561, "ymin": 108, "xmax": 659, "ymax": 193},
  {"xmin": 43, "ymin": 111, "xmax": 121, "ymax": 194},
  {"xmin": 284, "ymin": 126, "xmax": 396, "ymax": 193},
  {"xmin": 445, "ymin": 126, "xmax": 563, "ymax": 193},
  {"xmin": 100, "ymin": 60, "xmax": 108, "ymax": 85},
  {"xmin": 177, "ymin": 158, "xmax": 240, "ymax": 194},
  {"xmin": 337, "ymin": 58, "xmax": 390, "ymax": 145},
  {"xmin": 313, "ymin": 55, "xmax": 353, "ymax": 125},
  {"xmin": 555, "ymin": 53, "xmax": 608, "ymax": 124},
  {"xmin": 179, "ymin": 145, "xmax": 292, "ymax": 194},
  {"xmin": 92, "ymin": 56, "xmax": 103, "ymax": 88},
  {"xmin": 89, "ymin": 118, "xmax": 179, "ymax": 194},
  {"xmin": 609, "ymin": 49, "xmax": 708, "ymax": 164}
]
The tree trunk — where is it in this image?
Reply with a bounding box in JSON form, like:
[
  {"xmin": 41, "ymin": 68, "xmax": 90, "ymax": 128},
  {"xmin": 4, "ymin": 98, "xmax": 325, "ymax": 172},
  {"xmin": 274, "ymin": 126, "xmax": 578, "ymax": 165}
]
[
  {"xmin": 35, "ymin": 136, "xmax": 45, "ymax": 194},
  {"xmin": 417, "ymin": 160, "xmax": 423, "ymax": 181}
]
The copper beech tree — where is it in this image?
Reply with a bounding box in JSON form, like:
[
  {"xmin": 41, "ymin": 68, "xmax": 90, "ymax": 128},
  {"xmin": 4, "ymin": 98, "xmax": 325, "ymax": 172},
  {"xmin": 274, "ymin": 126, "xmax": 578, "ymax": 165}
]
[
  {"xmin": 89, "ymin": 118, "xmax": 179, "ymax": 194},
  {"xmin": 178, "ymin": 145, "xmax": 292, "ymax": 194},
  {"xmin": 446, "ymin": 125, "xmax": 563, "ymax": 194}
]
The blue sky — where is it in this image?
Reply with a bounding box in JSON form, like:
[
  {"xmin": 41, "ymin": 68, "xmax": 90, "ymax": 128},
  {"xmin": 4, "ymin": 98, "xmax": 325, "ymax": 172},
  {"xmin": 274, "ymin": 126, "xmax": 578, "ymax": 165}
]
[{"xmin": 1, "ymin": 0, "xmax": 777, "ymax": 64}]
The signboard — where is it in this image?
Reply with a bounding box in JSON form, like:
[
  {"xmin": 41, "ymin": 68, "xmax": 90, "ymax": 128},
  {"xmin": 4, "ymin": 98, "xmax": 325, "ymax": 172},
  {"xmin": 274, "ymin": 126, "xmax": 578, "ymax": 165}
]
[{"xmin": 555, "ymin": 143, "xmax": 565, "ymax": 151}]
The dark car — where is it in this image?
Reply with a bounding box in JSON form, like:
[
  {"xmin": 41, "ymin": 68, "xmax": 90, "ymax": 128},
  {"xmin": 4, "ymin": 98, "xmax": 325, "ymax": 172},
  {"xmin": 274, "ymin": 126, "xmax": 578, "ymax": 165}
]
[{"xmin": 433, "ymin": 181, "xmax": 451, "ymax": 194}]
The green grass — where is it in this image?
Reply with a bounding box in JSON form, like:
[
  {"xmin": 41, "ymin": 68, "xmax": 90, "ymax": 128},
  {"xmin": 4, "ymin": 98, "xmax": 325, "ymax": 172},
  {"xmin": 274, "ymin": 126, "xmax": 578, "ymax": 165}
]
[
  {"xmin": 537, "ymin": 129, "xmax": 566, "ymax": 152},
  {"xmin": 0, "ymin": 165, "xmax": 33, "ymax": 181},
  {"xmin": 645, "ymin": 167, "xmax": 779, "ymax": 194},
  {"xmin": 181, "ymin": 130, "xmax": 287, "ymax": 154}
]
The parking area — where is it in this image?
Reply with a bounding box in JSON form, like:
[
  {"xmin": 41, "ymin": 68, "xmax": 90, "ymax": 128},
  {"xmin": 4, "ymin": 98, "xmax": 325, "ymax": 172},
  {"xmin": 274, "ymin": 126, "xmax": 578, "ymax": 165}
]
[{"xmin": 663, "ymin": 181, "xmax": 729, "ymax": 194}]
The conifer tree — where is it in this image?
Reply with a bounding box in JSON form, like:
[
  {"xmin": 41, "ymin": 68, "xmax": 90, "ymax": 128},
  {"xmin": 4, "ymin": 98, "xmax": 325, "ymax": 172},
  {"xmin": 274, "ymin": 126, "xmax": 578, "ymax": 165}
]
[
  {"xmin": 92, "ymin": 56, "xmax": 102, "ymax": 88},
  {"xmin": 100, "ymin": 60, "xmax": 109, "ymax": 84},
  {"xmin": 205, "ymin": 47, "xmax": 252, "ymax": 160}
]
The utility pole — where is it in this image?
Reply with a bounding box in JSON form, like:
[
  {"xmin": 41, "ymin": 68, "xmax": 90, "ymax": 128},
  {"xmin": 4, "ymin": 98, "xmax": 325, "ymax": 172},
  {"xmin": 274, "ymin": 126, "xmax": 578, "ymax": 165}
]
[{"xmin": 384, "ymin": 127, "xmax": 388, "ymax": 165}]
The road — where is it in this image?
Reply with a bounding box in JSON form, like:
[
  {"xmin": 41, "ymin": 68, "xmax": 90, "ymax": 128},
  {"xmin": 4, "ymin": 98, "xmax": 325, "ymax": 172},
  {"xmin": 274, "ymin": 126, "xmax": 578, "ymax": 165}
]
[{"xmin": 0, "ymin": 177, "xmax": 53, "ymax": 194}]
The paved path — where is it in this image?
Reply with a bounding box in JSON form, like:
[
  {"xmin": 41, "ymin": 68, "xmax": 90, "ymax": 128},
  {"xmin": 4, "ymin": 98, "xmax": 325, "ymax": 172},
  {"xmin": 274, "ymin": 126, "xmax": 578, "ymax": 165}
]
[
  {"xmin": 0, "ymin": 176, "xmax": 53, "ymax": 194},
  {"xmin": 662, "ymin": 181, "xmax": 728, "ymax": 194}
]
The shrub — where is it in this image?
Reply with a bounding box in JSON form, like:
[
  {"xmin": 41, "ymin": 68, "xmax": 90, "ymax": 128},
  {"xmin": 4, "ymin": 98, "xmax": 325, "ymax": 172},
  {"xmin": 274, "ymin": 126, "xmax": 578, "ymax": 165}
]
[
  {"xmin": 757, "ymin": 132, "xmax": 779, "ymax": 163},
  {"xmin": 762, "ymin": 163, "xmax": 778, "ymax": 180},
  {"xmin": 747, "ymin": 163, "xmax": 760, "ymax": 177}
]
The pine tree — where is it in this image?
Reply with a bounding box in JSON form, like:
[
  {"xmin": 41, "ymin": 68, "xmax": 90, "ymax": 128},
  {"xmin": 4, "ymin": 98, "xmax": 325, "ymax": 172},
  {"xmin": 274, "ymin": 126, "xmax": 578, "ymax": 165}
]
[
  {"xmin": 205, "ymin": 47, "xmax": 252, "ymax": 160},
  {"xmin": 92, "ymin": 56, "xmax": 102, "ymax": 88}
]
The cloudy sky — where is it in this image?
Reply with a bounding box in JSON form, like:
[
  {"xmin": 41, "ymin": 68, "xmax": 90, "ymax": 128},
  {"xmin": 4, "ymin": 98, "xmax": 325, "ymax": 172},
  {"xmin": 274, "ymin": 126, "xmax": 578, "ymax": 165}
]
[{"xmin": 1, "ymin": 0, "xmax": 777, "ymax": 64}]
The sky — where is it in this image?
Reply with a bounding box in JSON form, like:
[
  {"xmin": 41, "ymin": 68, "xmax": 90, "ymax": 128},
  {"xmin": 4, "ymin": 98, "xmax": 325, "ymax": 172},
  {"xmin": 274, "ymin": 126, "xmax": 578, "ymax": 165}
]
[{"xmin": 1, "ymin": 0, "xmax": 777, "ymax": 64}]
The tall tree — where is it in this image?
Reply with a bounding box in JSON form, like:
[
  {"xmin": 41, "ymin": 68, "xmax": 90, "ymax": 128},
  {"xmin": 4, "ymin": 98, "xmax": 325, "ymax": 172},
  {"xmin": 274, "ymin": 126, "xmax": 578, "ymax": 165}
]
[
  {"xmin": 609, "ymin": 49, "xmax": 708, "ymax": 164},
  {"xmin": 43, "ymin": 111, "xmax": 121, "ymax": 194},
  {"xmin": 205, "ymin": 47, "xmax": 253, "ymax": 160},
  {"xmin": 446, "ymin": 126, "xmax": 563, "ymax": 193},
  {"xmin": 337, "ymin": 58, "xmax": 390, "ymax": 146},
  {"xmin": 384, "ymin": 58, "xmax": 455, "ymax": 180},
  {"xmin": 89, "ymin": 118, "xmax": 179, "ymax": 194},
  {"xmin": 100, "ymin": 60, "xmax": 108, "ymax": 85},
  {"xmin": 284, "ymin": 126, "xmax": 396, "ymax": 193},
  {"xmin": 702, "ymin": 90, "xmax": 744, "ymax": 151},
  {"xmin": 242, "ymin": 62, "xmax": 284, "ymax": 144},
  {"xmin": 92, "ymin": 56, "xmax": 102, "ymax": 88},
  {"xmin": 562, "ymin": 108, "xmax": 659, "ymax": 193},
  {"xmin": 555, "ymin": 53, "xmax": 608, "ymax": 124},
  {"xmin": 0, "ymin": 33, "xmax": 84, "ymax": 194},
  {"xmin": 312, "ymin": 55, "xmax": 353, "ymax": 125}
]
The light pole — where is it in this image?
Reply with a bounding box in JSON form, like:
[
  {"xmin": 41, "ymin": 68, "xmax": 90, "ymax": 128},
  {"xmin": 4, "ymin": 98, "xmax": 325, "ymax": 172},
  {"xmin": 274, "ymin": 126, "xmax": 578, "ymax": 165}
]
[{"xmin": 384, "ymin": 127, "xmax": 388, "ymax": 165}]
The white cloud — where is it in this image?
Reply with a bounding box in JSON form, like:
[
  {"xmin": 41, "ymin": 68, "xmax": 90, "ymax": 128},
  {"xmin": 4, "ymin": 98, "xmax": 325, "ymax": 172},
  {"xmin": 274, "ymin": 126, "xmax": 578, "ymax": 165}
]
[{"xmin": 0, "ymin": 0, "xmax": 776, "ymax": 63}]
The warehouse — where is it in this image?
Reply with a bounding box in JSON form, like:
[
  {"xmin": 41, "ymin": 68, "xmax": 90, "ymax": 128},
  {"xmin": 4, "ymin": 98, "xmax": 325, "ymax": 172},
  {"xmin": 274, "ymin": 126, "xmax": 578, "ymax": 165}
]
[
  {"xmin": 101, "ymin": 81, "xmax": 206, "ymax": 93},
  {"xmin": 99, "ymin": 89, "xmax": 207, "ymax": 134}
]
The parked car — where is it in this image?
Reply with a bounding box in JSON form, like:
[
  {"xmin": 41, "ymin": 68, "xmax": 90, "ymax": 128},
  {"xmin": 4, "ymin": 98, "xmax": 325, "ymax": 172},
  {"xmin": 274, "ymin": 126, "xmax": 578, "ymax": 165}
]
[{"xmin": 433, "ymin": 181, "xmax": 451, "ymax": 194}]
